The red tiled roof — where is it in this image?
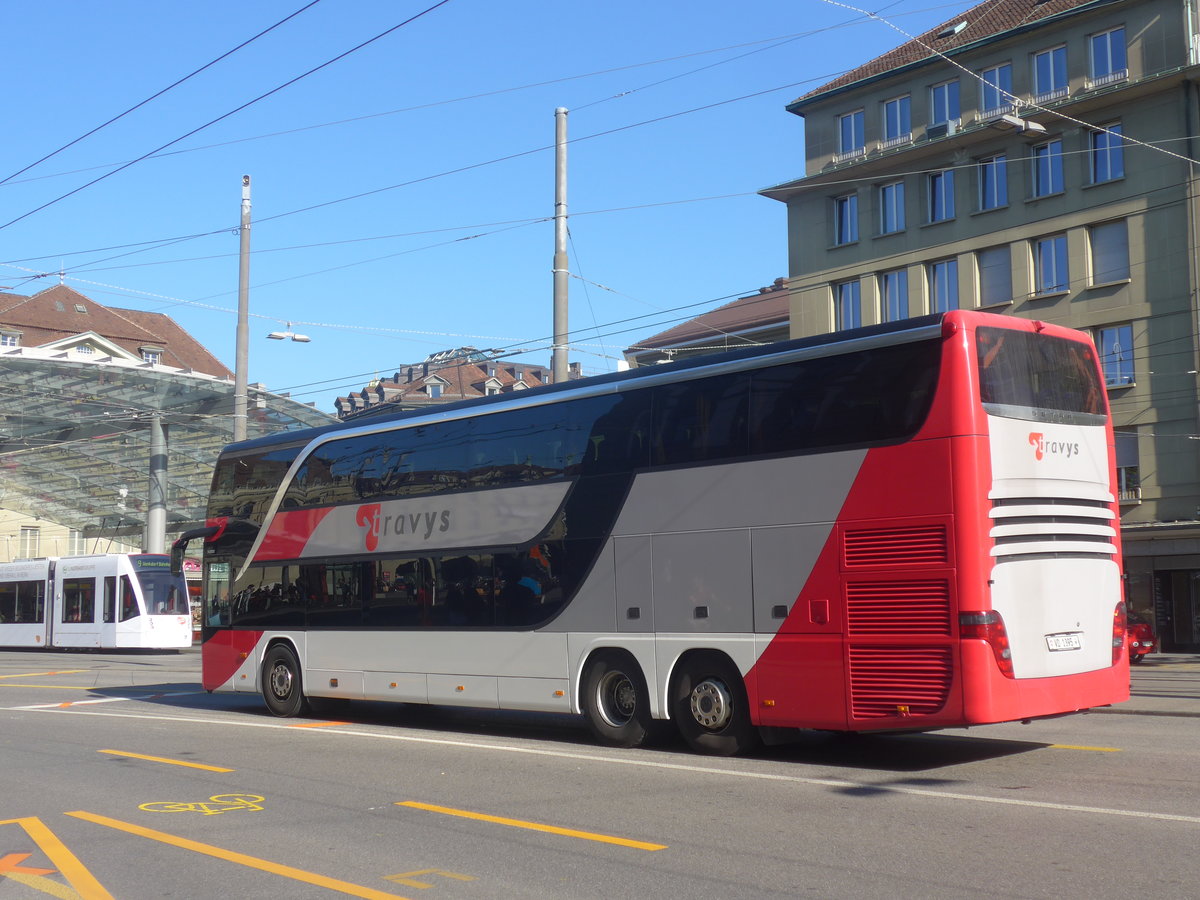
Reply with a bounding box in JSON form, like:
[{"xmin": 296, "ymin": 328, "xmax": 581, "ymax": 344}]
[
  {"xmin": 631, "ymin": 282, "xmax": 789, "ymax": 351},
  {"xmin": 0, "ymin": 284, "xmax": 231, "ymax": 378},
  {"xmin": 794, "ymin": 0, "xmax": 1102, "ymax": 106}
]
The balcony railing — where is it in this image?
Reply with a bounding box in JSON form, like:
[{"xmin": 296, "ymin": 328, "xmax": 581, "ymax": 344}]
[
  {"xmin": 832, "ymin": 146, "xmax": 867, "ymax": 164},
  {"xmin": 1085, "ymin": 69, "xmax": 1127, "ymax": 90},
  {"xmin": 1118, "ymin": 487, "xmax": 1143, "ymax": 504}
]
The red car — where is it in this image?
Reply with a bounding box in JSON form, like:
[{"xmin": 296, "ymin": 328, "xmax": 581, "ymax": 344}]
[{"xmin": 1128, "ymin": 620, "xmax": 1157, "ymax": 664}]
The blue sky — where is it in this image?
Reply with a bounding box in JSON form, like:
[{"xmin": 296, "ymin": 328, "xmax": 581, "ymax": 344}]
[{"xmin": 1, "ymin": 0, "xmax": 957, "ymax": 413}]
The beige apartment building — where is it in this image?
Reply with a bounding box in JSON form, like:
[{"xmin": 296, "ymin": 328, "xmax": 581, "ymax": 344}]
[{"xmin": 763, "ymin": 0, "xmax": 1200, "ymax": 651}]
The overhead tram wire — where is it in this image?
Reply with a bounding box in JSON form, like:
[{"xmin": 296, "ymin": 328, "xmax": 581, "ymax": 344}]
[
  {"xmin": 0, "ymin": 0, "xmax": 456, "ymax": 234},
  {"xmin": 0, "ymin": 0, "xmax": 326, "ymax": 187},
  {"xmin": 0, "ymin": 20, "xmax": 888, "ymax": 190}
]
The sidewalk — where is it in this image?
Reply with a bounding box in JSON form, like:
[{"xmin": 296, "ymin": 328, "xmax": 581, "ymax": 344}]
[{"xmin": 1096, "ymin": 654, "xmax": 1200, "ymax": 718}]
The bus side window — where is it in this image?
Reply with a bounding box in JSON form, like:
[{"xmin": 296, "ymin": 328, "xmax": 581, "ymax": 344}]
[{"xmin": 119, "ymin": 576, "xmax": 141, "ymax": 621}]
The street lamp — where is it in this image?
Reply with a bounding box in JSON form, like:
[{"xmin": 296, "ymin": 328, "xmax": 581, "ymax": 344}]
[{"xmin": 266, "ymin": 323, "xmax": 311, "ymax": 343}]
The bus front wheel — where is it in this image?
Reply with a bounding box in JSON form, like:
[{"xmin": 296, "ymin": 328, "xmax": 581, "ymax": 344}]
[
  {"xmin": 581, "ymin": 652, "xmax": 657, "ymax": 748},
  {"xmin": 672, "ymin": 656, "xmax": 760, "ymax": 756},
  {"xmin": 262, "ymin": 644, "xmax": 308, "ymax": 717}
]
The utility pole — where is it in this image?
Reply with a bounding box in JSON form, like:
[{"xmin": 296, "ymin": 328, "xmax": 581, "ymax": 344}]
[
  {"xmin": 233, "ymin": 174, "xmax": 252, "ymax": 442},
  {"xmin": 551, "ymin": 108, "xmax": 569, "ymax": 384}
]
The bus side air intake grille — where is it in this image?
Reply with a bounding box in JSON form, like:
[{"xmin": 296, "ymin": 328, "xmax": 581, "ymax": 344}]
[
  {"xmin": 843, "ymin": 526, "xmax": 948, "ymax": 567},
  {"xmin": 846, "ymin": 581, "xmax": 952, "ymax": 635},
  {"xmin": 989, "ymin": 497, "xmax": 1118, "ymax": 561},
  {"xmin": 848, "ymin": 647, "xmax": 953, "ymax": 719}
]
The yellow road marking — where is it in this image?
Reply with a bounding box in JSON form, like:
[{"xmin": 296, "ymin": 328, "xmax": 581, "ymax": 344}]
[
  {"xmin": 3, "ymin": 870, "xmax": 82, "ymax": 899},
  {"xmin": 66, "ymin": 811, "xmax": 411, "ymax": 900},
  {"xmin": 0, "ymin": 671, "xmax": 86, "ymax": 679},
  {"xmin": 0, "ymin": 817, "xmax": 113, "ymax": 900},
  {"xmin": 1049, "ymin": 744, "xmax": 1121, "ymax": 753},
  {"xmin": 288, "ymin": 721, "xmax": 351, "ymax": 728},
  {"xmin": 396, "ymin": 801, "xmax": 667, "ymax": 851},
  {"xmin": 386, "ymin": 869, "xmax": 476, "ymax": 888},
  {"xmin": 98, "ymin": 750, "xmax": 233, "ymax": 772}
]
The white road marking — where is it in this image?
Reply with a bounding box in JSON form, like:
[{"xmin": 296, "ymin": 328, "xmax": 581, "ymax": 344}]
[{"xmin": 8, "ymin": 704, "xmax": 1199, "ymax": 826}]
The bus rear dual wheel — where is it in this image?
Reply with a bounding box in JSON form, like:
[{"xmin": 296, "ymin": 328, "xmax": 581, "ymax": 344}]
[
  {"xmin": 671, "ymin": 656, "xmax": 760, "ymax": 757},
  {"xmin": 582, "ymin": 651, "xmax": 759, "ymax": 756}
]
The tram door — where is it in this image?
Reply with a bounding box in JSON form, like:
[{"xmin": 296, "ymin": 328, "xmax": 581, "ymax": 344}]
[{"xmin": 53, "ymin": 574, "xmax": 101, "ymax": 648}]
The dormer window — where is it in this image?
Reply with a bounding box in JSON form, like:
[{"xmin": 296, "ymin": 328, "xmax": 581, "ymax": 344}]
[
  {"xmin": 139, "ymin": 346, "xmax": 164, "ymax": 365},
  {"xmin": 428, "ymin": 383, "xmax": 443, "ymax": 399},
  {"xmin": 74, "ymin": 304, "xmax": 88, "ymax": 313},
  {"xmin": 0, "ymin": 330, "xmax": 21, "ymax": 347}
]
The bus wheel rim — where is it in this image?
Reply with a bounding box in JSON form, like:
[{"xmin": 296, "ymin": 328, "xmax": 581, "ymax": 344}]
[
  {"xmin": 597, "ymin": 670, "xmax": 636, "ymax": 727},
  {"xmin": 270, "ymin": 665, "xmax": 293, "ymax": 699},
  {"xmin": 689, "ymin": 678, "xmax": 732, "ymax": 730}
]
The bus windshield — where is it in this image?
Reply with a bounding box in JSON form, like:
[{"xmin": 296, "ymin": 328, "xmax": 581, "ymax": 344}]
[{"xmin": 976, "ymin": 326, "xmax": 1105, "ymax": 421}]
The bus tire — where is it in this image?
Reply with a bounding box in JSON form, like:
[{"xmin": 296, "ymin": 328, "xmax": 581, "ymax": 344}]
[
  {"xmin": 581, "ymin": 652, "xmax": 657, "ymax": 748},
  {"xmin": 262, "ymin": 644, "xmax": 308, "ymax": 717},
  {"xmin": 672, "ymin": 655, "xmax": 760, "ymax": 756}
]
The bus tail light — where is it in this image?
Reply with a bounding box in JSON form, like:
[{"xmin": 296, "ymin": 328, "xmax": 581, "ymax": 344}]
[
  {"xmin": 1112, "ymin": 601, "xmax": 1127, "ymax": 665},
  {"xmin": 960, "ymin": 610, "xmax": 1014, "ymax": 678}
]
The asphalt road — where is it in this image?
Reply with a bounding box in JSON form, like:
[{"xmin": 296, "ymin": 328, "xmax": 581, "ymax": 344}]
[{"xmin": 0, "ymin": 649, "xmax": 1197, "ymax": 899}]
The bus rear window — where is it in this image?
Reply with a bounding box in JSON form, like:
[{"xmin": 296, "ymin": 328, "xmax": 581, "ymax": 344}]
[{"xmin": 977, "ymin": 326, "xmax": 1104, "ymax": 419}]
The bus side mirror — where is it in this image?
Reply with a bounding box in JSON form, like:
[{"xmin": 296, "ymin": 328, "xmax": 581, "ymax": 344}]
[{"xmin": 170, "ymin": 525, "xmax": 221, "ymax": 577}]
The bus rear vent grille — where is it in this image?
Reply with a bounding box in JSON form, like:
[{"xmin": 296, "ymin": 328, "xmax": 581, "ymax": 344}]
[
  {"xmin": 846, "ymin": 581, "xmax": 951, "ymax": 635},
  {"xmin": 848, "ymin": 647, "xmax": 953, "ymax": 719},
  {"xmin": 843, "ymin": 526, "xmax": 947, "ymax": 567}
]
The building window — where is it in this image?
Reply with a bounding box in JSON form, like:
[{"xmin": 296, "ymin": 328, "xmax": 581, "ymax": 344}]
[
  {"xmin": 1033, "ymin": 45, "xmax": 1068, "ymax": 101},
  {"xmin": 978, "ymin": 154, "xmax": 1007, "ymax": 210},
  {"xmin": 879, "ymin": 181, "xmax": 905, "ymax": 234},
  {"xmin": 19, "ymin": 526, "xmax": 40, "ymax": 558},
  {"xmin": 979, "ymin": 63, "xmax": 1014, "ymax": 115},
  {"xmin": 68, "ymin": 530, "xmax": 88, "ymax": 555},
  {"xmin": 0, "ymin": 331, "xmax": 20, "ymax": 347},
  {"xmin": 879, "ymin": 269, "xmax": 909, "ymax": 322},
  {"xmin": 1097, "ymin": 323, "xmax": 1134, "ymax": 386},
  {"xmin": 1032, "ymin": 140, "xmax": 1064, "ymax": 197},
  {"xmin": 141, "ymin": 350, "xmax": 162, "ymax": 365},
  {"xmin": 977, "ymin": 246, "xmax": 1012, "ymax": 306},
  {"xmin": 883, "ymin": 95, "xmax": 911, "ymax": 143},
  {"xmin": 929, "ymin": 79, "xmax": 960, "ymax": 124},
  {"xmin": 838, "ymin": 109, "xmax": 865, "ymax": 154},
  {"xmin": 834, "ymin": 193, "xmax": 858, "ymax": 245},
  {"xmin": 928, "ymin": 170, "xmax": 955, "ymax": 222},
  {"xmin": 1034, "ymin": 235, "xmax": 1069, "ymax": 295},
  {"xmin": 1115, "ymin": 431, "xmax": 1140, "ymax": 502},
  {"xmin": 1090, "ymin": 220, "xmax": 1130, "ymax": 284},
  {"xmin": 1089, "ymin": 27, "xmax": 1127, "ymax": 85},
  {"xmin": 928, "ymin": 259, "xmax": 959, "ymax": 313},
  {"xmin": 1090, "ymin": 123, "xmax": 1124, "ymax": 183},
  {"xmin": 75, "ymin": 344, "xmax": 94, "ymax": 356},
  {"xmin": 427, "ymin": 383, "xmax": 443, "ymax": 399},
  {"xmin": 834, "ymin": 280, "xmax": 862, "ymax": 330}
]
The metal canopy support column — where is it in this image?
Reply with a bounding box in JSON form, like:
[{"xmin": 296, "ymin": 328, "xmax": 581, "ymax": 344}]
[{"xmin": 144, "ymin": 414, "xmax": 167, "ymax": 554}]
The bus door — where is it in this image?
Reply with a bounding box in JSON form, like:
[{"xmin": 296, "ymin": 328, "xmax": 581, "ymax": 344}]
[{"xmin": 53, "ymin": 573, "xmax": 101, "ymax": 648}]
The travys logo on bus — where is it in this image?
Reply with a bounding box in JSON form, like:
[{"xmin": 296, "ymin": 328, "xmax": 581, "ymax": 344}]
[
  {"xmin": 355, "ymin": 503, "xmax": 452, "ymax": 552},
  {"xmin": 1028, "ymin": 432, "xmax": 1080, "ymax": 461}
]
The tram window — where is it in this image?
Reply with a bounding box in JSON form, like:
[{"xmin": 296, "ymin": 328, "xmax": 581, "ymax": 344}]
[
  {"xmin": 0, "ymin": 580, "xmax": 45, "ymax": 624},
  {"xmin": 63, "ymin": 578, "xmax": 96, "ymax": 624},
  {"xmin": 119, "ymin": 576, "xmax": 140, "ymax": 621},
  {"xmin": 103, "ymin": 576, "xmax": 116, "ymax": 623}
]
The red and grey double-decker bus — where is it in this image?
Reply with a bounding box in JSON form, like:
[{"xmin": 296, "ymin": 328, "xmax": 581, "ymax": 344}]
[{"xmin": 174, "ymin": 310, "xmax": 1129, "ymax": 754}]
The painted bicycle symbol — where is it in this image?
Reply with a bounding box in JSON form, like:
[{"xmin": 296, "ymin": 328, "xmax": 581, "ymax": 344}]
[{"xmin": 139, "ymin": 794, "xmax": 265, "ymax": 815}]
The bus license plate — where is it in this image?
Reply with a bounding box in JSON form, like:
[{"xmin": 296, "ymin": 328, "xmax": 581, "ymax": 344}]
[{"xmin": 1046, "ymin": 633, "xmax": 1083, "ymax": 652}]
